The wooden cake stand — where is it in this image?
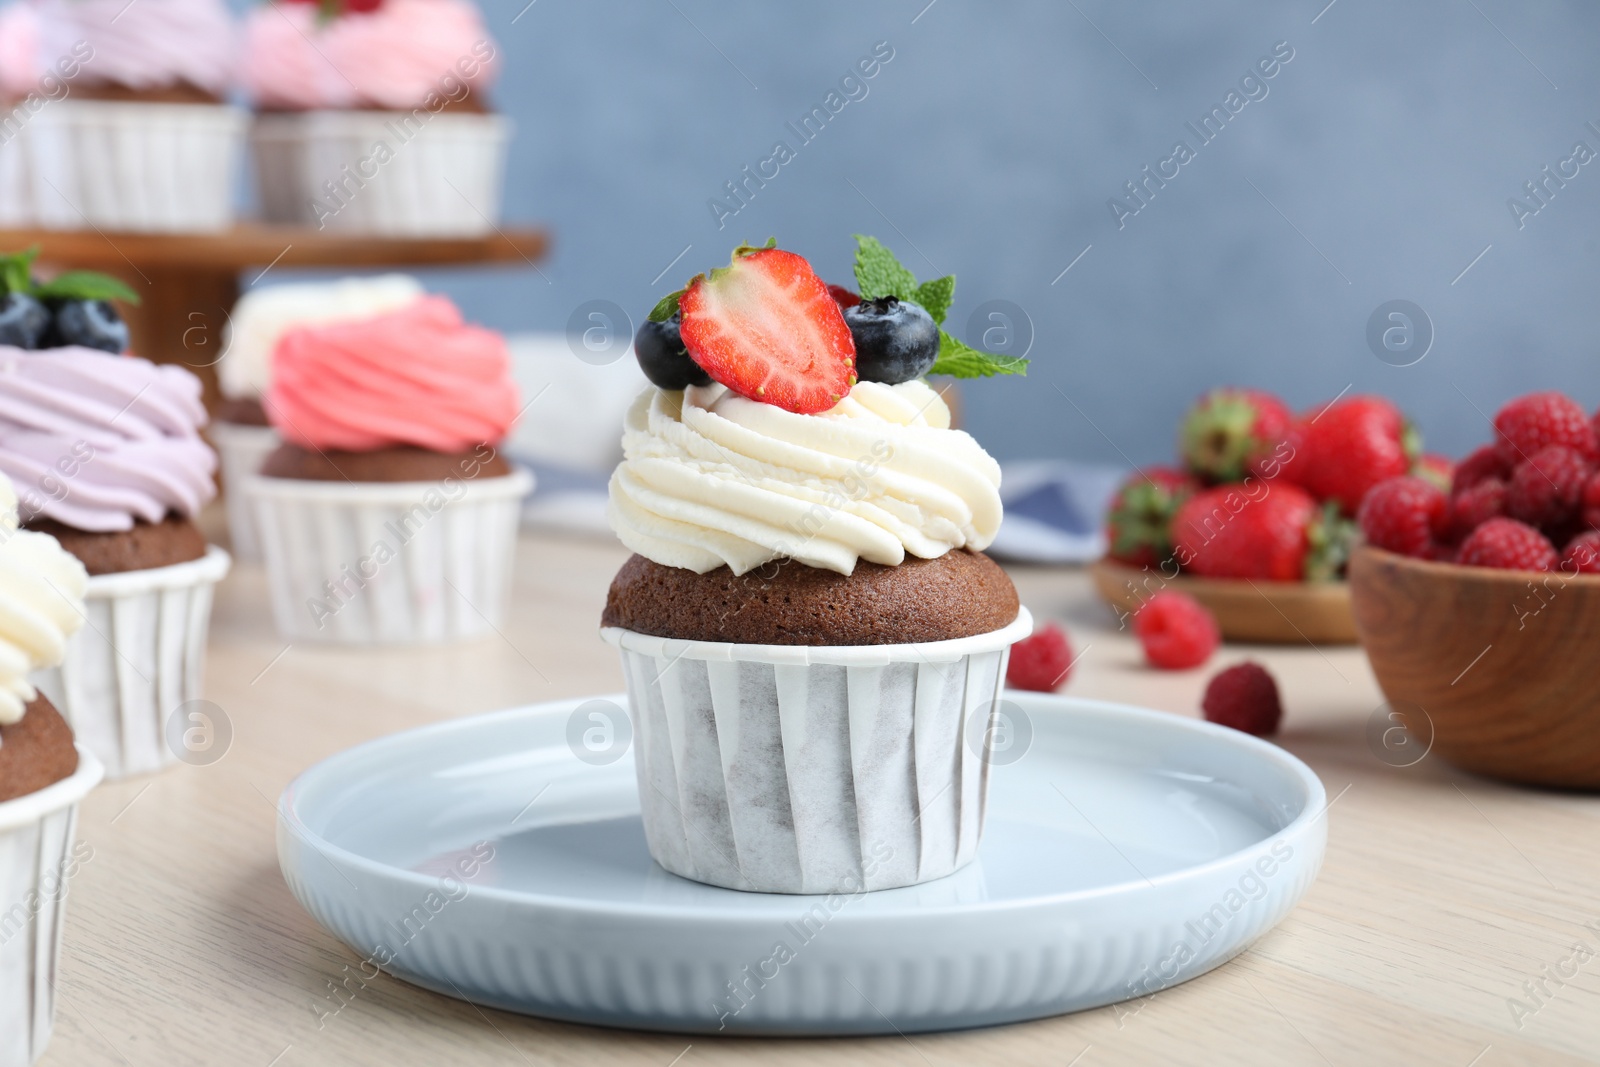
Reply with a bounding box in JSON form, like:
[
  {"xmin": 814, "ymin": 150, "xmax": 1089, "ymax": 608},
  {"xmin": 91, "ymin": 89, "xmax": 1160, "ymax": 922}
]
[{"xmin": 0, "ymin": 225, "xmax": 550, "ymax": 409}]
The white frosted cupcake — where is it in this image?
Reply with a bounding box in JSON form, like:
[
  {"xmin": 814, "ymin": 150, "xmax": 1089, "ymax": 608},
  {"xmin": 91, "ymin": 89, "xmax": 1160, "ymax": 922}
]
[
  {"xmin": 0, "ymin": 473, "xmax": 100, "ymax": 1067},
  {"xmin": 26, "ymin": 0, "xmax": 245, "ymax": 232},
  {"xmin": 214, "ymin": 274, "xmax": 424, "ymax": 561},
  {"xmin": 600, "ymin": 237, "xmax": 1031, "ymax": 895}
]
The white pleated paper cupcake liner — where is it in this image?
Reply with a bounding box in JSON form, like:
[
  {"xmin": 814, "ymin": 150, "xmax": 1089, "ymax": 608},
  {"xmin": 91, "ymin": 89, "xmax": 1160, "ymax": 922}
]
[
  {"xmin": 251, "ymin": 110, "xmax": 510, "ymax": 235},
  {"xmin": 210, "ymin": 421, "xmax": 281, "ymax": 563},
  {"xmin": 603, "ymin": 608, "xmax": 1034, "ymax": 895},
  {"xmin": 0, "ymin": 750, "xmax": 102, "ymax": 1067},
  {"xmin": 32, "ymin": 547, "xmax": 232, "ymax": 781},
  {"xmin": 0, "ymin": 123, "xmax": 34, "ymax": 227},
  {"xmin": 27, "ymin": 100, "xmax": 246, "ymax": 232},
  {"xmin": 248, "ymin": 468, "xmax": 534, "ymax": 645}
]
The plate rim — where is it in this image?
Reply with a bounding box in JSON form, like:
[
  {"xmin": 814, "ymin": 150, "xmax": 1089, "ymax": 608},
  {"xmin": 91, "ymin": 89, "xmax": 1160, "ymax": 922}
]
[{"xmin": 278, "ymin": 691, "xmax": 1327, "ymax": 919}]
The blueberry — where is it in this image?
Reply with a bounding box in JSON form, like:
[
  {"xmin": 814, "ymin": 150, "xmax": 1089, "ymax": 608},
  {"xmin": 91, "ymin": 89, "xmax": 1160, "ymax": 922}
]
[
  {"xmin": 634, "ymin": 312, "xmax": 711, "ymax": 390},
  {"xmin": 0, "ymin": 292, "xmax": 49, "ymax": 349},
  {"xmin": 47, "ymin": 299, "xmax": 129, "ymax": 353},
  {"xmin": 843, "ymin": 297, "xmax": 939, "ymax": 384}
]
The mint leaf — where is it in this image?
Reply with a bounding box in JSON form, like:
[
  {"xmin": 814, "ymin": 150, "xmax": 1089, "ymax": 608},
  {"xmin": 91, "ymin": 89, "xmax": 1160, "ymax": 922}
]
[
  {"xmin": 32, "ymin": 270, "xmax": 141, "ymax": 305},
  {"xmin": 853, "ymin": 235, "xmax": 918, "ymax": 301},
  {"xmin": 0, "ymin": 248, "xmax": 38, "ymax": 296},
  {"xmin": 914, "ymin": 275, "xmax": 955, "ymax": 325},
  {"xmin": 928, "ymin": 330, "xmax": 1028, "ymax": 378},
  {"xmin": 647, "ymin": 288, "xmax": 683, "ymax": 323}
]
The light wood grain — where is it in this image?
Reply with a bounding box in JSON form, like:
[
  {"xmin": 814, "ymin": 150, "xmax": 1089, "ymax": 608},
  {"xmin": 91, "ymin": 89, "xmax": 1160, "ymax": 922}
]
[
  {"xmin": 40, "ymin": 518, "xmax": 1600, "ymax": 1066},
  {"xmin": 1350, "ymin": 544, "xmax": 1600, "ymax": 789},
  {"xmin": 1091, "ymin": 558, "xmax": 1358, "ymax": 645}
]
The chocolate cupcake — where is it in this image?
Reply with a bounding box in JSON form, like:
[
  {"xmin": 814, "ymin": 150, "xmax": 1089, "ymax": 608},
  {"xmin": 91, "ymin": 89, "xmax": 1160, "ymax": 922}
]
[
  {"xmin": 0, "ymin": 253, "xmax": 231, "ymax": 778},
  {"xmin": 600, "ymin": 237, "xmax": 1033, "ymax": 895},
  {"xmin": 247, "ymin": 292, "xmax": 532, "ymax": 644},
  {"xmin": 213, "ymin": 274, "xmax": 425, "ymax": 560},
  {"xmin": 0, "ymin": 475, "xmax": 101, "ymax": 1067}
]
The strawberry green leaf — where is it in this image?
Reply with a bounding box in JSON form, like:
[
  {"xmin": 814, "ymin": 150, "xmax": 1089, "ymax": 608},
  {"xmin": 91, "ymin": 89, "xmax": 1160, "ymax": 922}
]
[
  {"xmin": 928, "ymin": 330, "xmax": 1028, "ymax": 378},
  {"xmin": 914, "ymin": 275, "xmax": 955, "ymax": 325},
  {"xmin": 32, "ymin": 270, "xmax": 141, "ymax": 305},
  {"xmin": 852, "ymin": 234, "xmax": 918, "ymax": 302},
  {"xmin": 647, "ymin": 288, "xmax": 684, "ymax": 323}
]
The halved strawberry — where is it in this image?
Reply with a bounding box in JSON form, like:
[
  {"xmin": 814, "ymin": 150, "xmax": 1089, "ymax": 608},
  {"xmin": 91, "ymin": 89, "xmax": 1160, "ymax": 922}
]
[{"xmin": 678, "ymin": 246, "xmax": 856, "ymax": 414}]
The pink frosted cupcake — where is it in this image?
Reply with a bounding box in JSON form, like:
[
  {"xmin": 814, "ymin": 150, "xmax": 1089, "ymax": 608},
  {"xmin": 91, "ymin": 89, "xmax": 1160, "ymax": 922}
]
[
  {"xmin": 245, "ymin": 0, "xmax": 508, "ymax": 234},
  {"xmin": 245, "ymin": 293, "xmax": 532, "ymax": 644},
  {"xmin": 25, "ymin": 0, "xmax": 245, "ymax": 230}
]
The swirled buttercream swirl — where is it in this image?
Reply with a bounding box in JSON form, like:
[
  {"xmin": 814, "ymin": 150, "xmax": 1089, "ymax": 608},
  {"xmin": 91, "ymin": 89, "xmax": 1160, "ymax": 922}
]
[
  {"xmin": 0, "ymin": 474, "xmax": 87, "ymax": 725},
  {"xmin": 607, "ymin": 380, "xmax": 1003, "ymax": 576}
]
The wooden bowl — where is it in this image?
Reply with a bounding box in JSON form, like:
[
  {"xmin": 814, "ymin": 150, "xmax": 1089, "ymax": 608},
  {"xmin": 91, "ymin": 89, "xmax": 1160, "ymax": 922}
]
[
  {"xmin": 1090, "ymin": 558, "xmax": 1357, "ymax": 645},
  {"xmin": 1349, "ymin": 544, "xmax": 1600, "ymax": 790}
]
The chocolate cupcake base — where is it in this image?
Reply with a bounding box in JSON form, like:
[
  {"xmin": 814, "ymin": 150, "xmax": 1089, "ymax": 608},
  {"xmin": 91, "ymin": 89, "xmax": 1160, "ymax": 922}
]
[
  {"xmin": 27, "ymin": 514, "xmax": 208, "ymax": 577},
  {"xmin": 0, "ymin": 695, "xmax": 78, "ymax": 804}
]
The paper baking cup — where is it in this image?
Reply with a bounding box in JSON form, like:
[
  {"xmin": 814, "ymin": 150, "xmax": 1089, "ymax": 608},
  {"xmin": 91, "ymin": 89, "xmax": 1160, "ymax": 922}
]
[
  {"xmin": 27, "ymin": 100, "xmax": 245, "ymax": 232},
  {"xmin": 210, "ymin": 421, "xmax": 281, "ymax": 563},
  {"xmin": 0, "ymin": 118, "xmax": 34, "ymax": 227},
  {"xmin": 248, "ymin": 468, "xmax": 534, "ymax": 645},
  {"xmin": 602, "ymin": 608, "xmax": 1034, "ymax": 895},
  {"xmin": 252, "ymin": 110, "xmax": 510, "ymax": 236},
  {"xmin": 32, "ymin": 547, "xmax": 232, "ymax": 781},
  {"xmin": 0, "ymin": 749, "xmax": 102, "ymax": 1067}
]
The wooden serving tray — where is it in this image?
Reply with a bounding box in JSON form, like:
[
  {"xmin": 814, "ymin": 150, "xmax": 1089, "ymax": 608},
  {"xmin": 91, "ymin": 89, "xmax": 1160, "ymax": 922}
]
[{"xmin": 1090, "ymin": 558, "xmax": 1357, "ymax": 645}]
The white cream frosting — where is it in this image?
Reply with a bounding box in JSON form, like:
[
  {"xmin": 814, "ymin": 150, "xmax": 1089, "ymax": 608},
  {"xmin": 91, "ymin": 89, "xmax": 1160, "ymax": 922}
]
[
  {"xmin": 218, "ymin": 275, "xmax": 425, "ymax": 400},
  {"xmin": 0, "ymin": 474, "xmax": 88, "ymax": 727},
  {"xmin": 607, "ymin": 380, "xmax": 1003, "ymax": 576}
]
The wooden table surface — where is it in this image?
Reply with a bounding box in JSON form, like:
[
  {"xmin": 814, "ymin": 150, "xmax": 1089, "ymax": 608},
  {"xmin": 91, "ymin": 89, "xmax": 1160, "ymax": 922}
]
[{"xmin": 44, "ymin": 523, "xmax": 1600, "ymax": 1066}]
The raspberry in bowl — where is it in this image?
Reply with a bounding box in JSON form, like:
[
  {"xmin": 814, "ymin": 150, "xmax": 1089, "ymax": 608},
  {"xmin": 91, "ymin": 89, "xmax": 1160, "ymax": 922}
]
[
  {"xmin": 1349, "ymin": 390, "xmax": 1600, "ymax": 789},
  {"xmin": 601, "ymin": 237, "xmax": 1032, "ymax": 894}
]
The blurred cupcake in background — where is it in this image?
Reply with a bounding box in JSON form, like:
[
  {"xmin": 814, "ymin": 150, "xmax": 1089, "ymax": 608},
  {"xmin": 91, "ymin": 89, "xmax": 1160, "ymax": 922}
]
[
  {"xmin": 245, "ymin": 0, "xmax": 510, "ymax": 235},
  {"xmin": 0, "ymin": 2, "xmax": 45, "ymax": 226},
  {"xmin": 0, "ymin": 250, "xmax": 229, "ymax": 778},
  {"xmin": 0, "ymin": 470, "xmax": 101, "ymax": 1067},
  {"xmin": 248, "ymin": 291, "xmax": 532, "ymax": 645},
  {"xmin": 214, "ymin": 274, "xmax": 424, "ymax": 561},
  {"xmin": 26, "ymin": 0, "xmax": 245, "ymax": 231}
]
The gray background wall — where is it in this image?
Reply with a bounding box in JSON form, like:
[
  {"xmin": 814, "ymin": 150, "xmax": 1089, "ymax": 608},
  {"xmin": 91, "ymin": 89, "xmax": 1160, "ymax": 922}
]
[{"xmin": 246, "ymin": 0, "xmax": 1600, "ymax": 466}]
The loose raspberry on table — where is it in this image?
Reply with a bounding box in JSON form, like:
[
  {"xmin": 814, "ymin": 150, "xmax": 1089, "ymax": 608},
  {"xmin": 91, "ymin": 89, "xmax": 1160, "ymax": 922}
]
[
  {"xmin": 1201, "ymin": 662, "xmax": 1283, "ymax": 737},
  {"xmin": 1006, "ymin": 622, "xmax": 1075, "ymax": 692},
  {"xmin": 1132, "ymin": 591, "xmax": 1220, "ymax": 670}
]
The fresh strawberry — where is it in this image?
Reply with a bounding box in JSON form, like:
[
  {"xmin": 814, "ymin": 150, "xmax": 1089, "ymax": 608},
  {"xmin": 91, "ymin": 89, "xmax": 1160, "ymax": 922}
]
[
  {"xmin": 1494, "ymin": 391, "xmax": 1596, "ymax": 465},
  {"xmin": 1179, "ymin": 388, "xmax": 1293, "ymax": 483},
  {"xmin": 1105, "ymin": 466, "xmax": 1199, "ymax": 569},
  {"xmin": 1457, "ymin": 518, "xmax": 1558, "ymax": 572},
  {"xmin": 1172, "ymin": 483, "xmax": 1352, "ymax": 581},
  {"xmin": 678, "ymin": 245, "xmax": 856, "ymax": 414},
  {"xmin": 1412, "ymin": 453, "xmax": 1453, "ymax": 493},
  {"xmin": 1562, "ymin": 531, "xmax": 1600, "ymax": 574},
  {"xmin": 1448, "ymin": 478, "xmax": 1506, "ymax": 540},
  {"xmin": 1276, "ymin": 396, "xmax": 1418, "ymax": 515},
  {"xmin": 1132, "ymin": 591, "xmax": 1220, "ymax": 670},
  {"xmin": 1357, "ymin": 476, "xmax": 1449, "ymax": 558},
  {"xmin": 826, "ymin": 284, "xmax": 861, "ymax": 309},
  {"xmin": 1006, "ymin": 623, "xmax": 1075, "ymax": 691},
  {"xmin": 1202, "ymin": 662, "xmax": 1283, "ymax": 737},
  {"xmin": 1582, "ymin": 471, "xmax": 1600, "ymax": 532},
  {"xmin": 1505, "ymin": 445, "xmax": 1591, "ymax": 531},
  {"xmin": 1452, "ymin": 444, "xmax": 1509, "ymax": 494}
]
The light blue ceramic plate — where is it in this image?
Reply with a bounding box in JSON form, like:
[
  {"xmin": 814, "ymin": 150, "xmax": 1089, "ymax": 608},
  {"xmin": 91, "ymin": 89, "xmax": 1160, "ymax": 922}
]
[{"xmin": 278, "ymin": 693, "xmax": 1326, "ymax": 1035}]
